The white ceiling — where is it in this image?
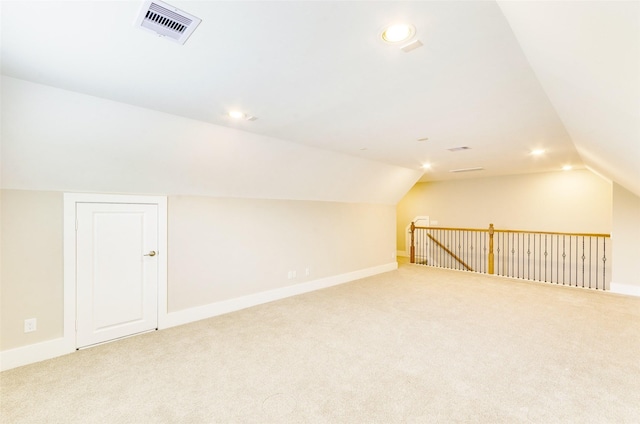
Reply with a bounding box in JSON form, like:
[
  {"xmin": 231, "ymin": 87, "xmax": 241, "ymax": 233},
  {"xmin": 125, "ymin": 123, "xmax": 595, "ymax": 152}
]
[{"xmin": 1, "ymin": 0, "xmax": 638, "ymax": 194}]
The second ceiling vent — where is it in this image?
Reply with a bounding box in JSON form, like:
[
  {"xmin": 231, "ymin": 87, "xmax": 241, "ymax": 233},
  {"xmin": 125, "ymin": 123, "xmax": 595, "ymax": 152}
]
[{"xmin": 135, "ymin": 0, "xmax": 201, "ymax": 45}]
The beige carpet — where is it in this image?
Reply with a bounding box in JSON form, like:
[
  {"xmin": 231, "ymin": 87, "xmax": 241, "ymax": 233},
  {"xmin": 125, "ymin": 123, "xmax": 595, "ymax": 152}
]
[{"xmin": 1, "ymin": 263, "xmax": 639, "ymax": 423}]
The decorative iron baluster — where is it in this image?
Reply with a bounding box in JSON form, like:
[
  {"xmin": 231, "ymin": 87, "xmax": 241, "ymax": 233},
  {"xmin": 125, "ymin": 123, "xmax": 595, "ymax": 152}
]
[
  {"xmin": 527, "ymin": 233, "xmax": 531, "ymax": 280},
  {"xmin": 594, "ymin": 239, "xmax": 600, "ymax": 290},
  {"xmin": 555, "ymin": 235, "xmax": 559, "ymax": 284},
  {"xmin": 581, "ymin": 237, "xmax": 586, "ymax": 288},
  {"xmin": 589, "ymin": 237, "xmax": 593, "ymax": 288},
  {"xmin": 561, "ymin": 235, "xmax": 566, "ymax": 286},
  {"xmin": 602, "ymin": 237, "xmax": 607, "ymax": 290},
  {"xmin": 544, "ymin": 234, "xmax": 548, "ymax": 282}
]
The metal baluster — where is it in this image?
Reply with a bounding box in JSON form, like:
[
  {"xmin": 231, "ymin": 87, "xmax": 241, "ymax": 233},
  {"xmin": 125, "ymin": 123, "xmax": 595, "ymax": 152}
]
[
  {"xmin": 556, "ymin": 234, "xmax": 560, "ymax": 284},
  {"xmin": 562, "ymin": 235, "xmax": 566, "ymax": 285},
  {"xmin": 589, "ymin": 237, "xmax": 593, "ymax": 288},
  {"xmin": 527, "ymin": 233, "xmax": 531, "ymax": 280},
  {"xmin": 581, "ymin": 237, "xmax": 586, "ymax": 288},
  {"xmin": 602, "ymin": 237, "xmax": 607, "ymax": 290},
  {"xmin": 544, "ymin": 234, "xmax": 548, "ymax": 282},
  {"xmin": 591, "ymin": 238, "xmax": 600, "ymax": 290}
]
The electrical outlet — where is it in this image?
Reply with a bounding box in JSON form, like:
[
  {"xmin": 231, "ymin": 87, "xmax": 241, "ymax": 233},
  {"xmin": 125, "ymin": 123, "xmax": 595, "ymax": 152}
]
[
  {"xmin": 24, "ymin": 318, "xmax": 37, "ymax": 333},
  {"xmin": 305, "ymin": 267, "xmax": 310, "ymax": 276}
]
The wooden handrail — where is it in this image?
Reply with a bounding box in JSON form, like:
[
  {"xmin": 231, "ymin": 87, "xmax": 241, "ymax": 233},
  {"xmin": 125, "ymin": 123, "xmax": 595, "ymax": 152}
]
[
  {"xmin": 425, "ymin": 233, "xmax": 473, "ymax": 272},
  {"xmin": 413, "ymin": 226, "xmax": 487, "ymax": 232},
  {"xmin": 493, "ymin": 229, "xmax": 610, "ymax": 238},
  {"xmin": 413, "ymin": 226, "xmax": 610, "ymax": 238}
]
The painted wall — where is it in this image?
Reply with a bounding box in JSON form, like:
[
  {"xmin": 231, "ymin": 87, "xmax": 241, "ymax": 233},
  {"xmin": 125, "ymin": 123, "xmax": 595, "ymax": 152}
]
[
  {"xmin": 0, "ymin": 76, "xmax": 412, "ymax": 362},
  {"xmin": 396, "ymin": 170, "xmax": 612, "ymax": 252},
  {"xmin": 168, "ymin": 196, "xmax": 395, "ymax": 312},
  {"xmin": 611, "ymin": 184, "xmax": 640, "ymax": 295},
  {"xmin": 0, "ymin": 190, "xmax": 396, "ymax": 350},
  {"xmin": 1, "ymin": 190, "xmax": 64, "ymax": 350},
  {"xmin": 1, "ymin": 76, "xmax": 420, "ymax": 205}
]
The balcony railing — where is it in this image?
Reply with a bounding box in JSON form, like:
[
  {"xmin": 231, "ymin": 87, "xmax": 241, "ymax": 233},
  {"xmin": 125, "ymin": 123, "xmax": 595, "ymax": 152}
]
[{"xmin": 410, "ymin": 223, "xmax": 611, "ymax": 290}]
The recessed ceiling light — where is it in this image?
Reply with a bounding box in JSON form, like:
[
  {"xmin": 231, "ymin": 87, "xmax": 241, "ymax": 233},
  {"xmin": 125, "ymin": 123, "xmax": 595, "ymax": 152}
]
[
  {"xmin": 227, "ymin": 110, "xmax": 257, "ymax": 121},
  {"xmin": 381, "ymin": 23, "xmax": 416, "ymax": 44},
  {"xmin": 228, "ymin": 110, "xmax": 246, "ymax": 119},
  {"xmin": 562, "ymin": 165, "xmax": 573, "ymax": 171},
  {"xmin": 421, "ymin": 163, "xmax": 431, "ymax": 170},
  {"xmin": 531, "ymin": 149, "xmax": 545, "ymax": 156}
]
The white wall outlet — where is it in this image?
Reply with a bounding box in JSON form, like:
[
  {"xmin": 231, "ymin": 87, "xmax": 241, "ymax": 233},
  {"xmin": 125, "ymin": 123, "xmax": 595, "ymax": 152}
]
[
  {"xmin": 287, "ymin": 270, "xmax": 297, "ymax": 279},
  {"xmin": 305, "ymin": 267, "xmax": 310, "ymax": 276},
  {"xmin": 24, "ymin": 318, "xmax": 37, "ymax": 333}
]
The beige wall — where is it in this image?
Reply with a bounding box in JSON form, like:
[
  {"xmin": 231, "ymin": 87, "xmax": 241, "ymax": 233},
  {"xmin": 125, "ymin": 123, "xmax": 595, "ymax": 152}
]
[
  {"xmin": 397, "ymin": 170, "xmax": 612, "ymax": 251},
  {"xmin": 1, "ymin": 190, "xmax": 64, "ymax": 350},
  {"xmin": 168, "ymin": 196, "xmax": 395, "ymax": 312},
  {"xmin": 1, "ymin": 190, "xmax": 396, "ymax": 350},
  {"xmin": 611, "ymin": 183, "xmax": 640, "ymax": 290}
]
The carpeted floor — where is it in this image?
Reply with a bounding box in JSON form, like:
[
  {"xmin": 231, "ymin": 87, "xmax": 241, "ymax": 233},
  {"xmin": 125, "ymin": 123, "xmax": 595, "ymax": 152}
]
[{"xmin": 1, "ymin": 262, "xmax": 639, "ymax": 423}]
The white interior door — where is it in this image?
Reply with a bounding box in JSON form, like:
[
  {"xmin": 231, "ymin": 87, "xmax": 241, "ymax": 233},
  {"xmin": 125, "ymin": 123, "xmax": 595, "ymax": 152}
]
[{"xmin": 76, "ymin": 202, "xmax": 159, "ymax": 348}]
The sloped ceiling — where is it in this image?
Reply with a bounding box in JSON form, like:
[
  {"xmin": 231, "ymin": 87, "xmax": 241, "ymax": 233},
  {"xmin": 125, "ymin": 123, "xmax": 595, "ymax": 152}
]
[
  {"xmin": 1, "ymin": 1, "xmax": 638, "ymax": 200},
  {"xmin": 498, "ymin": 0, "xmax": 640, "ymax": 197}
]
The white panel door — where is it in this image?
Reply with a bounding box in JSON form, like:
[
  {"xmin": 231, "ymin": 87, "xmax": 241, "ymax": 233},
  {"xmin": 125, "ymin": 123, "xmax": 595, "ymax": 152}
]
[{"xmin": 76, "ymin": 202, "xmax": 158, "ymax": 348}]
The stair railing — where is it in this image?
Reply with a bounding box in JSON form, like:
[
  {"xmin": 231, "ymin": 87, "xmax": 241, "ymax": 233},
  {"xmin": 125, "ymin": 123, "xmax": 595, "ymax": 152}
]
[{"xmin": 410, "ymin": 223, "xmax": 611, "ymax": 290}]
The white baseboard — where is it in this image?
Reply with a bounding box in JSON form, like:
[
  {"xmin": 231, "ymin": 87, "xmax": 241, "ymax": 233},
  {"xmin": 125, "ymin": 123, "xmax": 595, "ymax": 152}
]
[
  {"xmin": 0, "ymin": 337, "xmax": 73, "ymax": 372},
  {"xmin": 1, "ymin": 263, "xmax": 398, "ymax": 371},
  {"xmin": 163, "ymin": 262, "xmax": 398, "ymax": 329},
  {"xmin": 609, "ymin": 282, "xmax": 640, "ymax": 297},
  {"xmin": 396, "ymin": 250, "xmax": 408, "ymax": 258}
]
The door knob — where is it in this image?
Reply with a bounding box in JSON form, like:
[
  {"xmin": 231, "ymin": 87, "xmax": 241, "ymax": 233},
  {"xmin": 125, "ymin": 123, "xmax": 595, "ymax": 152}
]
[{"xmin": 144, "ymin": 251, "xmax": 156, "ymax": 257}]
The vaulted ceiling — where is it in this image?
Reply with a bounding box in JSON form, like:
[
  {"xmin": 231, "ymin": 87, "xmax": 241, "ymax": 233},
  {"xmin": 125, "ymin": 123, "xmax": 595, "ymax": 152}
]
[{"xmin": 1, "ymin": 1, "xmax": 638, "ymax": 199}]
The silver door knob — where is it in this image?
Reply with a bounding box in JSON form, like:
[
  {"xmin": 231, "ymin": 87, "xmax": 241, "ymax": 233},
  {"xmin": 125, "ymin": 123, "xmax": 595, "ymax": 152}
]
[{"xmin": 144, "ymin": 251, "xmax": 156, "ymax": 257}]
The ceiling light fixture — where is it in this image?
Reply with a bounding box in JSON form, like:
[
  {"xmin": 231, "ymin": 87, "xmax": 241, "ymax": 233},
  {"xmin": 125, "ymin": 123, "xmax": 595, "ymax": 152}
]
[
  {"xmin": 562, "ymin": 165, "xmax": 573, "ymax": 171},
  {"xmin": 531, "ymin": 149, "xmax": 545, "ymax": 156},
  {"xmin": 421, "ymin": 163, "xmax": 431, "ymax": 170},
  {"xmin": 381, "ymin": 23, "xmax": 416, "ymax": 44},
  {"xmin": 227, "ymin": 110, "xmax": 258, "ymax": 121},
  {"xmin": 228, "ymin": 110, "xmax": 246, "ymax": 119}
]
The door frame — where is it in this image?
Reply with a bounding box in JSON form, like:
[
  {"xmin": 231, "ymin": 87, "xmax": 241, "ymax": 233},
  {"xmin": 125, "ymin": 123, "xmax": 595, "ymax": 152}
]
[{"xmin": 63, "ymin": 193, "xmax": 168, "ymax": 350}]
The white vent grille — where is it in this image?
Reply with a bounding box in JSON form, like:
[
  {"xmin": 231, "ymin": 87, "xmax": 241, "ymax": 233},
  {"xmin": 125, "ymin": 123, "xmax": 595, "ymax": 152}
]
[{"xmin": 135, "ymin": 0, "xmax": 201, "ymax": 45}]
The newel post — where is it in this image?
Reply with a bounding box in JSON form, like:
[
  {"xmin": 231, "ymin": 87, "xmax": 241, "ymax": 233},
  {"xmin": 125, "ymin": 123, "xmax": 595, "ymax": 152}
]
[
  {"xmin": 488, "ymin": 223, "xmax": 495, "ymax": 274},
  {"xmin": 410, "ymin": 222, "xmax": 416, "ymax": 264}
]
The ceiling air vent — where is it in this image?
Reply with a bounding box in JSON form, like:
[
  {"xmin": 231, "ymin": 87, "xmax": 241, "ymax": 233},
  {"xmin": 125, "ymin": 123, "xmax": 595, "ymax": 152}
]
[
  {"xmin": 447, "ymin": 146, "xmax": 471, "ymax": 152},
  {"xmin": 135, "ymin": 0, "xmax": 201, "ymax": 45}
]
